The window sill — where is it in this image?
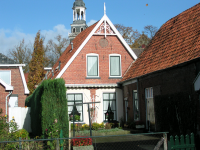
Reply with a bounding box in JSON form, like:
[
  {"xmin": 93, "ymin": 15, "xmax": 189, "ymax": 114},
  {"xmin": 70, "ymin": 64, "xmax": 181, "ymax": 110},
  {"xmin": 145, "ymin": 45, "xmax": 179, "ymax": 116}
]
[
  {"xmin": 108, "ymin": 77, "xmax": 122, "ymax": 79},
  {"xmin": 86, "ymin": 77, "xmax": 101, "ymax": 79}
]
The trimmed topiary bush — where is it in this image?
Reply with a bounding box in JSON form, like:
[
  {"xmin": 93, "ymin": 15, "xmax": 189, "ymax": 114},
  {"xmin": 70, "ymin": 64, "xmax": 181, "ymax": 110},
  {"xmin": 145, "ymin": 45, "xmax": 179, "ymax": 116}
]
[{"xmin": 25, "ymin": 78, "xmax": 69, "ymax": 138}]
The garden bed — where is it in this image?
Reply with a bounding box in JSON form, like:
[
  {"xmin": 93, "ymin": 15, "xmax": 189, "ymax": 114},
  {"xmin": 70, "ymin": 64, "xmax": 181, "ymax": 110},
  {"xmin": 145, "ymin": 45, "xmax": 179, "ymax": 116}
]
[{"xmin": 71, "ymin": 128, "xmax": 130, "ymax": 137}]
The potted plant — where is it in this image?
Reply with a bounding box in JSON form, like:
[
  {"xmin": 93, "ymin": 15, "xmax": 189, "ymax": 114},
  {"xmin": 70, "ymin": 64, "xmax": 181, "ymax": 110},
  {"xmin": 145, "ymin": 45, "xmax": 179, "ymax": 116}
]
[
  {"xmin": 71, "ymin": 136, "xmax": 94, "ymax": 150},
  {"xmin": 74, "ymin": 115, "xmax": 80, "ymax": 121}
]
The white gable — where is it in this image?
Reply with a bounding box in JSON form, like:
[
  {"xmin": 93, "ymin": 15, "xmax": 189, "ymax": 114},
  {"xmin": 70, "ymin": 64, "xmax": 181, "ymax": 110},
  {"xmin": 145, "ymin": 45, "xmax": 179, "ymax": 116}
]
[{"xmin": 56, "ymin": 14, "xmax": 137, "ymax": 79}]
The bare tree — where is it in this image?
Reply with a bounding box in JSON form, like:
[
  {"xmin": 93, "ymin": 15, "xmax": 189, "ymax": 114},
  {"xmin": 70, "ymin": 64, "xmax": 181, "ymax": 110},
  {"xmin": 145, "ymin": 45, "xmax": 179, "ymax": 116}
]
[
  {"xmin": 46, "ymin": 34, "xmax": 69, "ymax": 66},
  {"xmin": 8, "ymin": 39, "xmax": 32, "ymax": 73},
  {"xmin": 115, "ymin": 24, "xmax": 140, "ymax": 47},
  {"xmin": 144, "ymin": 25, "xmax": 158, "ymax": 39}
]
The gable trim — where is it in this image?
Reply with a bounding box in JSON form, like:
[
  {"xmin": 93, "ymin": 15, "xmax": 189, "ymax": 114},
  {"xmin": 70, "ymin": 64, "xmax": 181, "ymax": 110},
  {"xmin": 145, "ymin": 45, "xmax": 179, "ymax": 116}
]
[
  {"xmin": 65, "ymin": 83, "xmax": 118, "ymax": 88},
  {"xmin": 56, "ymin": 14, "xmax": 137, "ymax": 79},
  {"xmin": 19, "ymin": 66, "xmax": 30, "ymax": 94},
  {"xmin": 0, "ymin": 78, "xmax": 13, "ymax": 91}
]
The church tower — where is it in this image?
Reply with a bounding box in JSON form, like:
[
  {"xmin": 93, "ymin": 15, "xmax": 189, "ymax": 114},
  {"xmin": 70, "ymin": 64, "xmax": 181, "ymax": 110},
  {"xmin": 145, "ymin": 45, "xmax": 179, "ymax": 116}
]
[{"xmin": 69, "ymin": 0, "xmax": 88, "ymax": 42}]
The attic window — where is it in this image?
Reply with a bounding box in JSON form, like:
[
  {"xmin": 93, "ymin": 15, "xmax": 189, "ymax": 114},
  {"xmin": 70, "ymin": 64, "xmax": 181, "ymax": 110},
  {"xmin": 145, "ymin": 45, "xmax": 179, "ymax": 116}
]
[{"xmin": 0, "ymin": 70, "xmax": 11, "ymax": 85}]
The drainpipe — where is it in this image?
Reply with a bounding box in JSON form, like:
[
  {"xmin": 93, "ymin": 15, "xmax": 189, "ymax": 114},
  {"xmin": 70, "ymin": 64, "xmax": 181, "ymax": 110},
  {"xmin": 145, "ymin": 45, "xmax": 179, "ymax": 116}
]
[{"xmin": 6, "ymin": 91, "xmax": 12, "ymax": 122}]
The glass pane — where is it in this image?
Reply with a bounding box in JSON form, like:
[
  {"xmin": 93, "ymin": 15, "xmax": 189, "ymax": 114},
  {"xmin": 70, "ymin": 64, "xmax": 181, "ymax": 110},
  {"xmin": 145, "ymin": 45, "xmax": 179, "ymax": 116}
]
[
  {"xmin": 0, "ymin": 71, "xmax": 10, "ymax": 85},
  {"xmin": 75, "ymin": 94, "xmax": 82, "ymax": 101},
  {"xmin": 103, "ymin": 93, "xmax": 109, "ymax": 99},
  {"xmin": 77, "ymin": 105, "xmax": 82, "ymax": 112},
  {"xmin": 110, "ymin": 93, "xmax": 115, "ymax": 99},
  {"xmin": 67, "ymin": 95, "xmax": 74, "ymax": 101},
  {"xmin": 87, "ymin": 56, "xmax": 98, "ymax": 76},
  {"xmin": 110, "ymin": 101, "xmax": 116, "ymax": 110},
  {"xmin": 134, "ymin": 93, "xmax": 138, "ymax": 100},
  {"xmin": 68, "ymin": 102, "xmax": 74, "ymax": 106},
  {"xmin": 113, "ymin": 111, "xmax": 116, "ymax": 120},
  {"xmin": 68, "ymin": 106, "xmax": 73, "ymax": 112},
  {"xmin": 103, "ymin": 101, "xmax": 109, "ymax": 110},
  {"xmin": 110, "ymin": 56, "xmax": 120, "ymax": 76}
]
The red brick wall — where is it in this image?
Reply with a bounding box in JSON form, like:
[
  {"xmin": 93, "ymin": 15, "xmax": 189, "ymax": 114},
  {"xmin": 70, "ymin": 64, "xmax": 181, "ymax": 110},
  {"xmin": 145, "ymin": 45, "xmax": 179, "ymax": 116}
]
[
  {"xmin": 62, "ymin": 35, "xmax": 134, "ymax": 84},
  {"xmin": 0, "ymin": 67, "xmax": 28, "ymax": 116},
  {"xmin": 123, "ymin": 62, "xmax": 199, "ymax": 129}
]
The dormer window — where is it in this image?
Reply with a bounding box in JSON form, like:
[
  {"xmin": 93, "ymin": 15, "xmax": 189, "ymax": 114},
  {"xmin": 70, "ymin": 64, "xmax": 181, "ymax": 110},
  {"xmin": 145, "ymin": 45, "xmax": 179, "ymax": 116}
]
[
  {"xmin": 0, "ymin": 70, "xmax": 11, "ymax": 85},
  {"xmin": 109, "ymin": 54, "xmax": 121, "ymax": 77},
  {"xmin": 87, "ymin": 54, "xmax": 99, "ymax": 77}
]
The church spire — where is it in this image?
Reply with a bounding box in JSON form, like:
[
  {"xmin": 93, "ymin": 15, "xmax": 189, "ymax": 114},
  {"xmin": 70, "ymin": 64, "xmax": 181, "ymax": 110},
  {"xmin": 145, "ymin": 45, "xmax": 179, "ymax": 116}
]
[{"xmin": 69, "ymin": 0, "xmax": 88, "ymax": 42}]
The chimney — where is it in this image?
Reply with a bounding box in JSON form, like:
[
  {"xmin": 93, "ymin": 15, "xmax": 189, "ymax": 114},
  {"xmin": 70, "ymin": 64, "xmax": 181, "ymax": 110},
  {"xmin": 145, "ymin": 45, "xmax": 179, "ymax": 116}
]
[{"xmin": 59, "ymin": 61, "xmax": 61, "ymax": 71}]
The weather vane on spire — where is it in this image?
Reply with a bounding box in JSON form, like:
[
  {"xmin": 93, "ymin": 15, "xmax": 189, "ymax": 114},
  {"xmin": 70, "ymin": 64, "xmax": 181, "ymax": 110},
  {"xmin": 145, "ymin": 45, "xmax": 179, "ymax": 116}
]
[{"xmin": 104, "ymin": 3, "xmax": 106, "ymax": 15}]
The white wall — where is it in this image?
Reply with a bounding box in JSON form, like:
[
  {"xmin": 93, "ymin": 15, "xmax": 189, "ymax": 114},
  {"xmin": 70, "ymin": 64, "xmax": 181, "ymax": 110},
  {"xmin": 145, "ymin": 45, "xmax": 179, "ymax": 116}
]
[{"xmin": 9, "ymin": 107, "xmax": 31, "ymax": 133}]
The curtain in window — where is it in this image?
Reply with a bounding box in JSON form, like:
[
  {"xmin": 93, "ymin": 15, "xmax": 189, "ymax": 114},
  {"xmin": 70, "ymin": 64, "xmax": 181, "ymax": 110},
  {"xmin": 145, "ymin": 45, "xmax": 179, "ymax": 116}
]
[
  {"xmin": 110, "ymin": 56, "xmax": 120, "ymax": 76},
  {"xmin": 87, "ymin": 56, "xmax": 98, "ymax": 76},
  {"xmin": 0, "ymin": 71, "xmax": 10, "ymax": 85}
]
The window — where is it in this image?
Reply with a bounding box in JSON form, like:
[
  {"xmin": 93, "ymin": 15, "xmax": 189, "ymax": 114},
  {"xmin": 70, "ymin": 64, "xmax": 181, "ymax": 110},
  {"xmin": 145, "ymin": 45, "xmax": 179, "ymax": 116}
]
[
  {"xmin": 0, "ymin": 70, "xmax": 11, "ymax": 85},
  {"xmin": 9, "ymin": 95, "xmax": 18, "ymax": 107},
  {"xmin": 87, "ymin": 54, "xmax": 99, "ymax": 77},
  {"xmin": 103, "ymin": 93, "xmax": 116, "ymax": 121},
  {"xmin": 109, "ymin": 55, "xmax": 121, "ymax": 77},
  {"xmin": 133, "ymin": 90, "xmax": 139, "ymax": 120},
  {"xmin": 73, "ymin": 28, "xmax": 76, "ymax": 33},
  {"xmin": 81, "ymin": 27, "xmax": 84, "ymax": 32},
  {"xmin": 145, "ymin": 87, "xmax": 153, "ymax": 98},
  {"xmin": 67, "ymin": 94, "xmax": 83, "ymax": 121}
]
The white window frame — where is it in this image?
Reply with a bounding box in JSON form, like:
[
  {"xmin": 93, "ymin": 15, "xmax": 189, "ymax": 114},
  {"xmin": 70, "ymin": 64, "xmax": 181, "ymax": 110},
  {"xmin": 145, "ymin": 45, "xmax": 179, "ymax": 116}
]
[
  {"xmin": 0, "ymin": 70, "xmax": 11, "ymax": 85},
  {"xmin": 86, "ymin": 53, "xmax": 99, "ymax": 77},
  {"xmin": 103, "ymin": 92, "xmax": 117, "ymax": 122},
  {"xmin": 109, "ymin": 54, "xmax": 122, "ymax": 77},
  {"xmin": 67, "ymin": 93, "xmax": 83, "ymax": 122}
]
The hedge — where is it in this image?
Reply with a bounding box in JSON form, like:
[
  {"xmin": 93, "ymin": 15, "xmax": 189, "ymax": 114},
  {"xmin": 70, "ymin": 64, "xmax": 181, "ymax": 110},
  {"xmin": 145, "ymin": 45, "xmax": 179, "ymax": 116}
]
[
  {"xmin": 154, "ymin": 92, "xmax": 198, "ymax": 136},
  {"xmin": 25, "ymin": 78, "xmax": 68, "ymax": 137}
]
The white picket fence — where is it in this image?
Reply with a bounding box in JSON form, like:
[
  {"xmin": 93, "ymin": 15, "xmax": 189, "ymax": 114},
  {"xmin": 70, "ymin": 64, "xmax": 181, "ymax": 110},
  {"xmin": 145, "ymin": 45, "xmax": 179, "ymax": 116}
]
[{"xmin": 9, "ymin": 107, "xmax": 32, "ymax": 133}]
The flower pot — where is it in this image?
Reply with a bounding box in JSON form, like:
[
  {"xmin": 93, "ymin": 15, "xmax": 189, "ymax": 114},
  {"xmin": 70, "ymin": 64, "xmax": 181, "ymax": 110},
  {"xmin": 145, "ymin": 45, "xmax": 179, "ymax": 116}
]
[{"xmin": 73, "ymin": 145, "xmax": 94, "ymax": 150}]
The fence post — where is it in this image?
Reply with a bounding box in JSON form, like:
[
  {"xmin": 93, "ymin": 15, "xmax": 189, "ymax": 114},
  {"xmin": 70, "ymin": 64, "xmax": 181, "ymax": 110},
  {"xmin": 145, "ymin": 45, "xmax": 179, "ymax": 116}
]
[
  {"xmin": 60, "ymin": 129, "xmax": 63, "ymax": 150},
  {"xmin": 170, "ymin": 135, "xmax": 174, "ymax": 150},
  {"xmin": 186, "ymin": 134, "xmax": 190, "ymax": 150},
  {"xmin": 19, "ymin": 137, "xmax": 22, "ymax": 150},
  {"xmin": 163, "ymin": 133, "xmax": 168, "ymax": 150},
  {"xmin": 191, "ymin": 133, "xmax": 195, "ymax": 150},
  {"xmin": 56, "ymin": 138, "xmax": 60, "ymax": 150}
]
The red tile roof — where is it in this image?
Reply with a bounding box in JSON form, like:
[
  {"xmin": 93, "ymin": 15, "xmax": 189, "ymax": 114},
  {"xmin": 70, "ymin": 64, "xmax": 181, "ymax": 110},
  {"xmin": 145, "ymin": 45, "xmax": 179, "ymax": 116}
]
[
  {"xmin": 121, "ymin": 3, "xmax": 200, "ymax": 82},
  {"xmin": 47, "ymin": 22, "xmax": 98, "ymax": 79}
]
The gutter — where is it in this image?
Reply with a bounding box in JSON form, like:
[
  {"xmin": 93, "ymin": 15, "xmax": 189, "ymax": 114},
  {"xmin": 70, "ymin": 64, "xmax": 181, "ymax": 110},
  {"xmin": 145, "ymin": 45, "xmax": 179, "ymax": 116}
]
[{"xmin": 6, "ymin": 91, "xmax": 12, "ymax": 122}]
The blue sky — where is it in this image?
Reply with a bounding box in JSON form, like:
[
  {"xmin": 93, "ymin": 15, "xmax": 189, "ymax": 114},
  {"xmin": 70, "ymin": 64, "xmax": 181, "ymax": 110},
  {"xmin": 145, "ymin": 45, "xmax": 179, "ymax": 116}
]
[{"xmin": 0, "ymin": 0, "xmax": 199, "ymax": 55}]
